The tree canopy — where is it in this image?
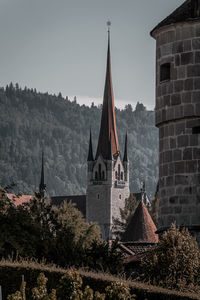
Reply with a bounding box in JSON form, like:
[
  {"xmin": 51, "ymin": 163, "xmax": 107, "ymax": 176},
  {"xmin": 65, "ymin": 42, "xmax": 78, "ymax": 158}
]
[
  {"xmin": 0, "ymin": 188, "xmax": 123, "ymax": 274},
  {"xmin": 142, "ymin": 223, "xmax": 200, "ymax": 292}
]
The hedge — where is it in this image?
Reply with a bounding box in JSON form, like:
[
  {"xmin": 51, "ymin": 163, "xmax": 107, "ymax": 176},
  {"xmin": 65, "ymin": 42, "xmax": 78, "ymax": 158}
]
[{"xmin": 0, "ymin": 260, "xmax": 199, "ymax": 300}]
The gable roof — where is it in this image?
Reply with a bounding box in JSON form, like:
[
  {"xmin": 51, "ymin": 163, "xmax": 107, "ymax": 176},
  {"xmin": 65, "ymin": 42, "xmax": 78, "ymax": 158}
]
[
  {"xmin": 50, "ymin": 195, "xmax": 86, "ymax": 218},
  {"xmin": 151, "ymin": 0, "xmax": 200, "ymax": 37},
  {"xmin": 7, "ymin": 193, "xmax": 33, "ymax": 206},
  {"xmin": 121, "ymin": 201, "xmax": 158, "ymax": 244}
]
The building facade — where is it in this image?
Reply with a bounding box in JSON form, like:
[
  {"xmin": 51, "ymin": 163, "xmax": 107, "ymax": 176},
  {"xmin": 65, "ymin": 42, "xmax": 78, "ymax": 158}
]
[
  {"xmin": 151, "ymin": 0, "xmax": 200, "ymax": 242},
  {"xmin": 86, "ymin": 30, "xmax": 130, "ymax": 240}
]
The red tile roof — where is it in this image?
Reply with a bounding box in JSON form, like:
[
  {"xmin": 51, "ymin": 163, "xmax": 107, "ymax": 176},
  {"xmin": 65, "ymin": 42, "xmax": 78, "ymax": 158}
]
[
  {"xmin": 7, "ymin": 193, "xmax": 33, "ymax": 206},
  {"xmin": 121, "ymin": 201, "xmax": 158, "ymax": 244}
]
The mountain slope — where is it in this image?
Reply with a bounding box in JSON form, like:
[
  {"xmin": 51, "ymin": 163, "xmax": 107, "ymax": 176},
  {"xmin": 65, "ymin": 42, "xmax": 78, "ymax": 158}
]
[{"xmin": 0, "ymin": 84, "xmax": 158, "ymax": 197}]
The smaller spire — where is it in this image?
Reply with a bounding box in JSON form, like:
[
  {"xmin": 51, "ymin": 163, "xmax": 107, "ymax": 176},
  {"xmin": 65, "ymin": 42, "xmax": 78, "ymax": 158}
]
[
  {"xmin": 87, "ymin": 129, "xmax": 94, "ymax": 161},
  {"xmin": 123, "ymin": 132, "xmax": 128, "ymax": 162},
  {"xmin": 39, "ymin": 151, "xmax": 46, "ymax": 197}
]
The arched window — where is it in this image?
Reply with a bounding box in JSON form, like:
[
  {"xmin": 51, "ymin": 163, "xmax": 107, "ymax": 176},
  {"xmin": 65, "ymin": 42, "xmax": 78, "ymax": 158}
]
[
  {"xmin": 95, "ymin": 171, "xmax": 98, "ymax": 180},
  {"xmin": 97, "ymin": 194, "xmax": 100, "ymax": 199},
  {"xmin": 98, "ymin": 164, "xmax": 102, "ymax": 180},
  {"xmin": 102, "ymin": 171, "xmax": 105, "ymax": 180},
  {"xmin": 115, "ymin": 171, "xmax": 118, "ymax": 179},
  {"xmin": 121, "ymin": 172, "xmax": 123, "ymax": 180},
  {"xmin": 119, "ymin": 194, "xmax": 121, "ymax": 199}
]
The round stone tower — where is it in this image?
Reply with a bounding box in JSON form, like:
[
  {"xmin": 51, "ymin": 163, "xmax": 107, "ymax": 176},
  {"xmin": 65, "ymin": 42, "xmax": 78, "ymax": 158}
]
[{"xmin": 151, "ymin": 0, "xmax": 200, "ymax": 242}]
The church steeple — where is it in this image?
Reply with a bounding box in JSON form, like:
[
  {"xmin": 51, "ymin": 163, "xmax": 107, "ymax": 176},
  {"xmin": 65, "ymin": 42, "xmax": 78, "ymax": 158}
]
[
  {"xmin": 39, "ymin": 151, "xmax": 46, "ymax": 197},
  {"xmin": 87, "ymin": 129, "xmax": 94, "ymax": 161},
  {"xmin": 95, "ymin": 24, "xmax": 119, "ymax": 160}
]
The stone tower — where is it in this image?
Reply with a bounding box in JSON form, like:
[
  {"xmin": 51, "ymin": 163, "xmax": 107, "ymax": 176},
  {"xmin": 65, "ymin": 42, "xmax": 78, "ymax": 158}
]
[
  {"xmin": 86, "ymin": 28, "xmax": 130, "ymax": 240},
  {"xmin": 151, "ymin": 0, "xmax": 200, "ymax": 242}
]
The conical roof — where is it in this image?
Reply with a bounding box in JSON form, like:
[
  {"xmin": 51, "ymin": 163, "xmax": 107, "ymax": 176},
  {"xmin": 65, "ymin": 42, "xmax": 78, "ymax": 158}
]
[
  {"xmin": 95, "ymin": 30, "xmax": 119, "ymax": 160},
  {"xmin": 87, "ymin": 129, "xmax": 94, "ymax": 161},
  {"xmin": 151, "ymin": 0, "xmax": 200, "ymax": 37},
  {"xmin": 39, "ymin": 151, "xmax": 46, "ymax": 196},
  {"xmin": 122, "ymin": 201, "xmax": 158, "ymax": 243}
]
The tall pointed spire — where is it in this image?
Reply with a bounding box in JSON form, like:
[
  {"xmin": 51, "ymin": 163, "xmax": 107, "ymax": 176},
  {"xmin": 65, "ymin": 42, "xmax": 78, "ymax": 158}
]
[
  {"xmin": 123, "ymin": 132, "xmax": 128, "ymax": 162},
  {"xmin": 39, "ymin": 151, "xmax": 46, "ymax": 197},
  {"xmin": 87, "ymin": 129, "xmax": 94, "ymax": 161},
  {"xmin": 95, "ymin": 22, "xmax": 119, "ymax": 160}
]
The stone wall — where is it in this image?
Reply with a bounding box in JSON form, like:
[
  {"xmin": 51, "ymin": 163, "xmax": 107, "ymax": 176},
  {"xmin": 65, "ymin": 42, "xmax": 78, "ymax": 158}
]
[{"xmin": 153, "ymin": 22, "xmax": 200, "ymax": 230}]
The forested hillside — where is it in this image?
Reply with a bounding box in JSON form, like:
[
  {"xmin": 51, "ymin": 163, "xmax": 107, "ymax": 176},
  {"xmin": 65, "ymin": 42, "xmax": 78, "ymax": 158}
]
[{"xmin": 0, "ymin": 83, "xmax": 158, "ymax": 197}]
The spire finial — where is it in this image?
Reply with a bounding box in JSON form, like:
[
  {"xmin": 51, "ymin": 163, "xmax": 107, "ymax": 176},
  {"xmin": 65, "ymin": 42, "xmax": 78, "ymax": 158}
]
[
  {"xmin": 107, "ymin": 20, "xmax": 111, "ymax": 32},
  {"xmin": 107, "ymin": 20, "xmax": 111, "ymax": 42}
]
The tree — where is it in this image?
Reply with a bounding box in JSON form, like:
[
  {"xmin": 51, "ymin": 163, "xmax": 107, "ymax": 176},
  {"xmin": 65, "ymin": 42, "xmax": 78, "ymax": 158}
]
[
  {"xmin": 135, "ymin": 101, "xmax": 146, "ymax": 112},
  {"xmin": 0, "ymin": 186, "xmax": 12, "ymax": 215},
  {"xmin": 142, "ymin": 223, "xmax": 200, "ymax": 291},
  {"xmin": 112, "ymin": 194, "xmax": 138, "ymax": 238},
  {"xmin": 53, "ymin": 201, "xmax": 101, "ymax": 267}
]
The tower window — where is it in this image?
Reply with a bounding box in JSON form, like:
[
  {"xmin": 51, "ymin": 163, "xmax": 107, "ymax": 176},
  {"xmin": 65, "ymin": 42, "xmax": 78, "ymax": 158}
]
[
  {"xmin": 115, "ymin": 171, "xmax": 118, "ymax": 179},
  {"xmin": 121, "ymin": 172, "xmax": 123, "ymax": 180},
  {"xmin": 95, "ymin": 171, "xmax": 98, "ymax": 180},
  {"xmin": 102, "ymin": 171, "xmax": 105, "ymax": 180},
  {"xmin": 97, "ymin": 194, "xmax": 100, "ymax": 200},
  {"xmin": 119, "ymin": 194, "xmax": 121, "ymax": 199},
  {"xmin": 160, "ymin": 63, "xmax": 171, "ymax": 82}
]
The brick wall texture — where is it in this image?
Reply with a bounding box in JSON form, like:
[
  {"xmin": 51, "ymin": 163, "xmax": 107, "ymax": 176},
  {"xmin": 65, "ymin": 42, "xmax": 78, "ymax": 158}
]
[{"xmin": 154, "ymin": 22, "xmax": 200, "ymax": 240}]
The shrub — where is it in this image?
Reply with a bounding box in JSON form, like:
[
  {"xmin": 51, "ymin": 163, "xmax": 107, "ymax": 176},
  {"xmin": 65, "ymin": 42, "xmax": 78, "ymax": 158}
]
[
  {"xmin": 32, "ymin": 273, "xmax": 56, "ymax": 300},
  {"xmin": 142, "ymin": 223, "xmax": 200, "ymax": 291},
  {"xmin": 105, "ymin": 282, "xmax": 135, "ymax": 300},
  {"xmin": 56, "ymin": 269, "xmax": 83, "ymax": 300},
  {"xmin": 7, "ymin": 281, "xmax": 26, "ymax": 300}
]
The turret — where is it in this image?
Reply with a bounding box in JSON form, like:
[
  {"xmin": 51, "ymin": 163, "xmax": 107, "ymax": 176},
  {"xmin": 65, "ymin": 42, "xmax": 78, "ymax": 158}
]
[
  {"xmin": 151, "ymin": 0, "xmax": 200, "ymax": 243},
  {"xmin": 39, "ymin": 151, "xmax": 46, "ymax": 197}
]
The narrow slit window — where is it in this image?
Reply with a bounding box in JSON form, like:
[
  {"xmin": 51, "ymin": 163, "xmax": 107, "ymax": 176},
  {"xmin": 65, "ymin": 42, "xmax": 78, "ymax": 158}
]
[
  {"xmin": 192, "ymin": 126, "xmax": 200, "ymax": 134},
  {"xmin": 160, "ymin": 63, "xmax": 170, "ymax": 82}
]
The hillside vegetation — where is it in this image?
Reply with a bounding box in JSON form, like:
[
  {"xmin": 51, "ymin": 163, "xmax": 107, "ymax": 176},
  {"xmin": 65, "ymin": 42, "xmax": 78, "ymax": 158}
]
[{"xmin": 0, "ymin": 83, "xmax": 158, "ymax": 196}]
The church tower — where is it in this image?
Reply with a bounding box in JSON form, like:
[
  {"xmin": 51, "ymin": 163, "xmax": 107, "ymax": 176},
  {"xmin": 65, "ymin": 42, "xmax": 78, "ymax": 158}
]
[{"xmin": 86, "ymin": 25, "xmax": 130, "ymax": 240}]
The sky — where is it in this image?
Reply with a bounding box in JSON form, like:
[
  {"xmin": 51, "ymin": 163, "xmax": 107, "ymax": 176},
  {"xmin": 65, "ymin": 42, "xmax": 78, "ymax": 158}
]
[{"xmin": 0, "ymin": 0, "xmax": 184, "ymax": 110}]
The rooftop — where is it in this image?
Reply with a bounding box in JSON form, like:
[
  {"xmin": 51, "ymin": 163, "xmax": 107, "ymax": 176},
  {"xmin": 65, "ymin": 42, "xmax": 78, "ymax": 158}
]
[
  {"xmin": 121, "ymin": 201, "xmax": 158, "ymax": 244},
  {"xmin": 151, "ymin": 0, "xmax": 200, "ymax": 37}
]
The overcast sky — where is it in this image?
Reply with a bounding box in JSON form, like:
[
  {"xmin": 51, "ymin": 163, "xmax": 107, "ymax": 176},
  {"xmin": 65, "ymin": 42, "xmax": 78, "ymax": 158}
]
[{"xmin": 0, "ymin": 0, "xmax": 184, "ymax": 109}]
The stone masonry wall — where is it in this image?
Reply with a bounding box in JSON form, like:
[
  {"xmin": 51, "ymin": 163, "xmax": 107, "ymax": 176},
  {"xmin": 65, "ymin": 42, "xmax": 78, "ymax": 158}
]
[{"xmin": 153, "ymin": 22, "xmax": 200, "ymax": 230}]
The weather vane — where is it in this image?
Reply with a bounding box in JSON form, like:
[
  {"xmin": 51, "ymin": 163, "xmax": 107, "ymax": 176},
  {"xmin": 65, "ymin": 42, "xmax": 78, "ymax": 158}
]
[{"xmin": 107, "ymin": 20, "xmax": 111, "ymax": 31}]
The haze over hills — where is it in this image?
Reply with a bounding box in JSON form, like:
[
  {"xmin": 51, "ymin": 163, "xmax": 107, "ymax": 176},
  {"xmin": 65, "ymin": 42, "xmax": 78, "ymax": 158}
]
[{"xmin": 0, "ymin": 83, "xmax": 158, "ymax": 197}]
